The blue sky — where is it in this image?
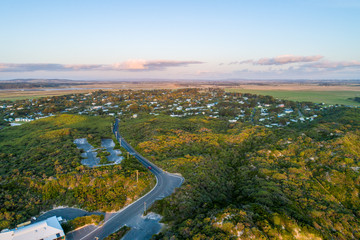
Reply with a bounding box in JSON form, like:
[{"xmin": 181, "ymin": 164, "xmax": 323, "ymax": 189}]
[{"xmin": 1, "ymin": 0, "xmax": 360, "ymax": 80}]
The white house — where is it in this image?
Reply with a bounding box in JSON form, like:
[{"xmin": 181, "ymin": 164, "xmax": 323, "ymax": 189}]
[{"xmin": 0, "ymin": 216, "xmax": 65, "ymax": 240}]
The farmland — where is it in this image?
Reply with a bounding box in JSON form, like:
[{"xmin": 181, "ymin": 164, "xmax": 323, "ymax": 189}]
[
  {"xmin": 226, "ymin": 88, "xmax": 360, "ymax": 106},
  {"xmin": 2, "ymin": 80, "xmax": 360, "ymax": 107}
]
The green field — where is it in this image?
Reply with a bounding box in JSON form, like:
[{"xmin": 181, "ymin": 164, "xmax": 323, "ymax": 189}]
[
  {"xmin": 226, "ymin": 88, "xmax": 360, "ymax": 106},
  {"xmin": 0, "ymin": 89, "xmax": 93, "ymax": 101}
]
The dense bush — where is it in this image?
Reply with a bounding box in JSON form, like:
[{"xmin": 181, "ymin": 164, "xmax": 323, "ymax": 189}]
[
  {"xmin": 0, "ymin": 114, "xmax": 154, "ymax": 229},
  {"xmin": 119, "ymin": 112, "xmax": 360, "ymax": 239},
  {"xmin": 103, "ymin": 226, "xmax": 131, "ymax": 240},
  {"xmin": 61, "ymin": 214, "xmax": 104, "ymax": 233}
]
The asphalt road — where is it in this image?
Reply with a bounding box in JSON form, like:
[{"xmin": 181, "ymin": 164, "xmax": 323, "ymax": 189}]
[
  {"xmin": 35, "ymin": 208, "xmax": 103, "ymax": 223},
  {"xmin": 68, "ymin": 119, "xmax": 184, "ymax": 240}
]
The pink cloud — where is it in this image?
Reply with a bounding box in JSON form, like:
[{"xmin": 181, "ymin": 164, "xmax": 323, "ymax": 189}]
[{"xmin": 120, "ymin": 60, "xmax": 148, "ymax": 70}]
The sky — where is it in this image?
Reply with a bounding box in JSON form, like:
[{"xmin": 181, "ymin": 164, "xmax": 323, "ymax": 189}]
[{"xmin": 1, "ymin": 0, "xmax": 360, "ymax": 80}]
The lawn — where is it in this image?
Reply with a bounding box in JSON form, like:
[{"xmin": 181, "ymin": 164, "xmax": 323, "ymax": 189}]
[{"xmin": 226, "ymin": 88, "xmax": 360, "ymax": 106}]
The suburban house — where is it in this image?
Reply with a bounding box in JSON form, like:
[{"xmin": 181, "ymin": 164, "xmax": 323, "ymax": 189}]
[{"xmin": 0, "ymin": 216, "xmax": 65, "ymax": 240}]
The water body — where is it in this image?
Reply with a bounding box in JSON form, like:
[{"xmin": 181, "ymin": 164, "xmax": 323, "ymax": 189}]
[{"xmin": 73, "ymin": 138, "xmax": 123, "ymax": 167}]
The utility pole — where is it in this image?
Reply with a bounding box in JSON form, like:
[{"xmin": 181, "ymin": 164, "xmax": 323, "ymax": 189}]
[
  {"xmin": 136, "ymin": 170, "xmax": 139, "ymax": 183},
  {"xmin": 144, "ymin": 201, "xmax": 147, "ymax": 215},
  {"xmin": 127, "ymin": 152, "xmax": 130, "ymax": 159}
]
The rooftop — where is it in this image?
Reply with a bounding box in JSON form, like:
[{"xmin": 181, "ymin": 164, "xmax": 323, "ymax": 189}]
[{"xmin": 0, "ymin": 216, "xmax": 65, "ymax": 240}]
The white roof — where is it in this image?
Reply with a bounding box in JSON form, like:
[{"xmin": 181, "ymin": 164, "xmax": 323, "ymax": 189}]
[
  {"xmin": 0, "ymin": 216, "xmax": 65, "ymax": 240},
  {"xmin": 0, "ymin": 231, "xmax": 13, "ymax": 240}
]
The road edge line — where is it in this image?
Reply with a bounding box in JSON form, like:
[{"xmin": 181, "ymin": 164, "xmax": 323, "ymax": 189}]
[{"xmin": 78, "ymin": 149, "xmax": 159, "ymax": 240}]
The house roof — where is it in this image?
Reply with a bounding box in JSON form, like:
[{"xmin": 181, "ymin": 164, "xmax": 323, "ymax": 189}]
[{"xmin": 0, "ymin": 216, "xmax": 64, "ymax": 240}]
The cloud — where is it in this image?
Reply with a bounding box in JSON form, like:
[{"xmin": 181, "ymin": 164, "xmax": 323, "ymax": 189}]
[
  {"xmin": 234, "ymin": 55, "xmax": 323, "ymax": 65},
  {"xmin": 226, "ymin": 55, "xmax": 360, "ymax": 73},
  {"xmin": 0, "ymin": 60, "xmax": 203, "ymax": 72},
  {"xmin": 0, "ymin": 63, "xmax": 77, "ymax": 72},
  {"xmin": 120, "ymin": 60, "xmax": 148, "ymax": 70},
  {"xmin": 142, "ymin": 60, "xmax": 203, "ymax": 71},
  {"xmin": 304, "ymin": 60, "xmax": 360, "ymax": 69},
  {"xmin": 229, "ymin": 60, "xmax": 360, "ymax": 79},
  {"xmin": 256, "ymin": 55, "xmax": 323, "ymax": 65},
  {"xmin": 238, "ymin": 60, "xmax": 254, "ymax": 64}
]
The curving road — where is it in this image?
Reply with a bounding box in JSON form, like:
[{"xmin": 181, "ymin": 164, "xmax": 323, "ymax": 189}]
[{"xmin": 68, "ymin": 119, "xmax": 184, "ymax": 240}]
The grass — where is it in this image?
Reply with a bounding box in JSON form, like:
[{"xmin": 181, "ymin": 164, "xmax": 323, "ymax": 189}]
[
  {"xmin": 0, "ymin": 81, "xmax": 183, "ymax": 100},
  {"xmin": 0, "ymin": 89, "xmax": 96, "ymax": 101},
  {"xmin": 226, "ymin": 88, "xmax": 360, "ymax": 106}
]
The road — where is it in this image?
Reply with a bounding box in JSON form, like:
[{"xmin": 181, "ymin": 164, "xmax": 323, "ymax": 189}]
[
  {"xmin": 67, "ymin": 119, "xmax": 184, "ymax": 240},
  {"xmin": 35, "ymin": 208, "xmax": 103, "ymax": 223}
]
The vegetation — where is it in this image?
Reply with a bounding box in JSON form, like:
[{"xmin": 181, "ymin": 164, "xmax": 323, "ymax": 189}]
[
  {"xmin": 350, "ymin": 97, "xmax": 360, "ymax": 103},
  {"xmin": 0, "ymin": 114, "xmax": 154, "ymax": 229},
  {"xmin": 0, "ymin": 81, "xmax": 82, "ymax": 90},
  {"xmin": 0, "ymin": 88, "xmax": 323, "ymax": 130},
  {"xmin": 1, "ymin": 88, "xmax": 360, "ymax": 239},
  {"xmin": 0, "ymin": 90, "xmax": 95, "ymax": 101},
  {"xmin": 119, "ymin": 109, "xmax": 360, "ymax": 239},
  {"xmin": 103, "ymin": 225, "xmax": 131, "ymax": 240},
  {"xmin": 227, "ymin": 88, "xmax": 360, "ymax": 106},
  {"xmin": 98, "ymin": 148, "xmax": 111, "ymax": 164},
  {"xmin": 61, "ymin": 214, "xmax": 104, "ymax": 233}
]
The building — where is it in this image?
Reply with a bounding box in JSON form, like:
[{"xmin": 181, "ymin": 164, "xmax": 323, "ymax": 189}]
[{"xmin": 0, "ymin": 216, "xmax": 65, "ymax": 240}]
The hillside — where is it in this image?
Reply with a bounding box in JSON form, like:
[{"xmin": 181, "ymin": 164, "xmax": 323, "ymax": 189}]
[
  {"xmin": 119, "ymin": 108, "xmax": 360, "ymax": 239},
  {"xmin": 0, "ymin": 114, "xmax": 154, "ymax": 229}
]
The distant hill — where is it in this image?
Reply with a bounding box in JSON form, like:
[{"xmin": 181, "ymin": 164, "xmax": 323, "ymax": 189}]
[
  {"xmin": 0, "ymin": 79, "xmax": 88, "ymax": 89},
  {"xmin": 0, "ymin": 78, "xmax": 78, "ymax": 83}
]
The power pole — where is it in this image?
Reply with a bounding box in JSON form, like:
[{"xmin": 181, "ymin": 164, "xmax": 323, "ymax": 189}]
[
  {"xmin": 127, "ymin": 152, "xmax": 130, "ymax": 159},
  {"xmin": 136, "ymin": 170, "xmax": 139, "ymax": 183},
  {"xmin": 144, "ymin": 201, "xmax": 147, "ymax": 215}
]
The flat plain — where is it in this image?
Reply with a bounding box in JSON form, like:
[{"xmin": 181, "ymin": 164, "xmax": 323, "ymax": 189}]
[
  {"xmin": 0, "ymin": 82, "xmax": 181, "ymax": 100},
  {"xmin": 226, "ymin": 85, "xmax": 360, "ymax": 106},
  {"xmin": 1, "ymin": 80, "xmax": 360, "ymax": 106}
]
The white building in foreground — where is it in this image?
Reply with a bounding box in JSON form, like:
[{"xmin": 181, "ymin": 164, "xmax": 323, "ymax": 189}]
[{"xmin": 0, "ymin": 216, "xmax": 65, "ymax": 240}]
